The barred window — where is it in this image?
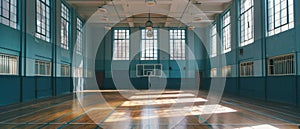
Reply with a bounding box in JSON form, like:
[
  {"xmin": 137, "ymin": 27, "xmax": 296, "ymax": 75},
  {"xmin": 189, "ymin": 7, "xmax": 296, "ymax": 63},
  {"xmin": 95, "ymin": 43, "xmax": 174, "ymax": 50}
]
[
  {"xmin": 76, "ymin": 18, "xmax": 83, "ymax": 54},
  {"xmin": 268, "ymin": 54, "xmax": 294, "ymax": 76},
  {"xmin": 210, "ymin": 68, "xmax": 217, "ymax": 77},
  {"xmin": 0, "ymin": 0, "xmax": 17, "ymax": 28},
  {"xmin": 222, "ymin": 66, "xmax": 231, "ymax": 77},
  {"xmin": 267, "ymin": 0, "xmax": 294, "ymax": 36},
  {"xmin": 210, "ymin": 24, "xmax": 217, "ymax": 57},
  {"xmin": 141, "ymin": 29, "xmax": 158, "ymax": 60},
  {"xmin": 0, "ymin": 54, "xmax": 18, "ymax": 75},
  {"xmin": 61, "ymin": 64, "xmax": 70, "ymax": 77},
  {"xmin": 35, "ymin": 60, "xmax": 51, "ymax": 76},
  {"xmin": 35, "ymin": 0, "xmax": 50, "ymax": 42},
  {"xmin": 113, "ymin": 29, "xmax": 130, "ymax": 60},
  {"xmin": 240, "ymin": 62, "xmax": 254, "ymax": 77},
  {"xmin": 74, "ymin": 67, "xmax": 83, "ymax": 77},
  {"xmin": 222, "ymin": 11, "xmax": 231, "ymax": 53},
  {"xmin": 61, "ymin": 3, "xmax": 70, "ymax": 50},
  {"xmin": 170, "ymin": 29, "xmax": 185, "ymax": 60},
  {"xmin": 240, "ymin": 0, "xmax": 254, "ymax": 46}
]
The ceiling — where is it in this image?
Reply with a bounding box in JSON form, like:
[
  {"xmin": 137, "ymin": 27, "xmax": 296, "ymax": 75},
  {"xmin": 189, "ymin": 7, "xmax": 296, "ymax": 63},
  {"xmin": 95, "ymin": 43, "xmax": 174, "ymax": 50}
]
[{"xmin": 66, "ymin": 0, "xmax": 232, "ymax": 27}]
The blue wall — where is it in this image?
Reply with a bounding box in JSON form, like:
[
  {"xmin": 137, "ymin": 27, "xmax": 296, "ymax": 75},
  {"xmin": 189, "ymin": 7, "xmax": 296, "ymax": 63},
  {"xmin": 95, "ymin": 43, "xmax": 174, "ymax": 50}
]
[
  {"xmin": 201, "ymin": 0, "xmax": 300, "ymax": 106},
  {"xmin": 95, "ymin": 0, "xmax": 300, "ymax": 106},
  {"xmin": 2, "ymin": 0, "xmax": 300, "ymax": 107},
  {"xmin": 95, "ymin": 28, "xmax": 207, "ymax": 90},
  {"xmin": 0, "ymin": 0, "xmax": 81, "ymax": 106}
]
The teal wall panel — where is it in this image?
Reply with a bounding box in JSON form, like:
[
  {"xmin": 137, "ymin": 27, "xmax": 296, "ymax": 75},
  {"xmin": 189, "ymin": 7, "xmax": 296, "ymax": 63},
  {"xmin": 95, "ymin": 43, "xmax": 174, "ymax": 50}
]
[{"xmin": 0, "ymin": 76, "xmax": 21, "ymax": 106}]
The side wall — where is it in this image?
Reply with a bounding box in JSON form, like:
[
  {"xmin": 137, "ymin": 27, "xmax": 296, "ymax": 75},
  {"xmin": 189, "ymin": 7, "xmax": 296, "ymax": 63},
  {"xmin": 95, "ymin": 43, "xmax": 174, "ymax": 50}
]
[
  {"xmin": 0, "ymin": 0, "xmax": 83, "ymax": 106},
  {"xmin": 202, "ymin": 0, "xmax": 300, "ymax": 106}
]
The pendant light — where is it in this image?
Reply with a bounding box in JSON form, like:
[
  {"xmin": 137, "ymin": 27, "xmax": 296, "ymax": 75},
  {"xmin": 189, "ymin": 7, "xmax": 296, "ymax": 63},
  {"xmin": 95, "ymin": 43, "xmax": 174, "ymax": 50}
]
[
  {"xmin": 145, "ymin": 11, "xmax": 153, "ymax": 37},
  {"xmin": 145, "ymin": 0, "xmax": 157, "ymax": 7}
]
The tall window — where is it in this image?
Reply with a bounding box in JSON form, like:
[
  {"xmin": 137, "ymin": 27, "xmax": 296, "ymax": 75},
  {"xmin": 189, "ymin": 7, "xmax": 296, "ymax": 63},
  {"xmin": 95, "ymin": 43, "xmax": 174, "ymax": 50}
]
[
  {"xmin": 170, "ymin": 29, "xmax": 185, "ymax": 60},
  {"xmin": 210, "ymin": 24, "xmax": 217, "ymax": 57},
  {"xmin": 267, "ymin": 0, "xmax": 294, "ymax": 36},
  {"xmin": 0, "ymin": 0, "xmax": 17, "ymax": 28},
  {"xmin": 0, "ymin": 54, "xmax": 18, "ymax": 75},
  {"xmin": 113, "ymin": 29, "xmax": 130, "ymax": 60},
  {"xmin": 36, "ymin": 0, "xmax": 50, "ymax": 42},
  {"xmin": 210, "ymin": 68, "xmax": 217, "ymax": 77},
  {"xmin": 240, "ymin": 62, "xmax": 254, "ymax": 77},
  {"xmin": 268, "ymin": 54, "xmax": 294, "ymax": 76},
  {"xmin": 61, "ymin": 3, "xmax": 70, "ymax": 50},
  {"xmin": 222, "ymin": 11, "xmax": 231, "ymax": 53},
  {"xmin": 141, "ymin": 29, "xmax": 158, "ymax": 60},
  {"xmin": 240, "ymin": 0, "xmax": 254, "ymax": 46},
  {"xmin": 61, "ymin": 64, "xmax": 70, "ymax": 77},
  {"xmin": 76, "ymin": 18, "xmax": 83, "ymax": 54},
  {"xmin": 222, "ymin": 66, "xmax": 231, "ymax": 77},
  {"xmin": 35, "ymin": 60, "xmax": 51, "ymax": 76}
]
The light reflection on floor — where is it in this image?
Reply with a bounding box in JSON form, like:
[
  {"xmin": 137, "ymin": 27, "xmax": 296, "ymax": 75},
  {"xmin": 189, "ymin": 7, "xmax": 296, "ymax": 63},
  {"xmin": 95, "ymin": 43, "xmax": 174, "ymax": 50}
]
[
  {"xmin": 235, "ymin": 124, "xmax": 280, "ymax": 129},
  {"xmin": 135, "ymin": 90, "xmax": 185, "ymax": 95},
  {"xmin": 103, "ymin": 92, "xmax": 237, "ymax": 126},
  {"xmin": 121, "ymin": 97, "xmax": 207, "ymax": 106},
  {"xmin": 188, "ymin": 104, "xmax": 237, "ymax": 115},
  {"xmin": 128, "ymin": 93, "xmax": 195, "ymax": 99}
]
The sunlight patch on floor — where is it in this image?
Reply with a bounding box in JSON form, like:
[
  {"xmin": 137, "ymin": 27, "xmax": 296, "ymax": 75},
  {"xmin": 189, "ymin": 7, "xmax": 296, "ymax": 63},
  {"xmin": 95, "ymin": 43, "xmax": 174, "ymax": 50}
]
[
  {"xmin": 121, "ymin": 97, "xmax": 207, "ymax": 106},
  {"xmin": 129, "ymin": 93, "xmax": 195, "ymax": 99},
  {"xmin": 235, "ymin": 124, "xmax": 279, "ymax": 129}
]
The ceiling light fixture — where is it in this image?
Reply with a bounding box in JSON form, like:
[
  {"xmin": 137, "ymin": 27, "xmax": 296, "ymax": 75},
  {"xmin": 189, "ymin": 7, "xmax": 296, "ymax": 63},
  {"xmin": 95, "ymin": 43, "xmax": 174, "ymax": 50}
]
[
  {"xmin": 193, "ymin": 17, "xmax": 202, "ymax": 22},
  {"xmin": 145, "ymin": 0, "xmax": 157, "ymax": 7},
  {"xmin": 98, "ymin": 8, "xmax": 107, "ymax": 13},
  {"xmin": 105, "ymin": 25, "xmax": 112, "ymax": 30},
  {"xmin": 145, "ymin": 12, "xmax": 153, "ymax": 37},
  {"xmin": 101, "ymin": 17, "xmax": 109, "ymax": 22},
  {"xmin": 188, "ymin": 26, "xmax": 195, "ymax": 30}
]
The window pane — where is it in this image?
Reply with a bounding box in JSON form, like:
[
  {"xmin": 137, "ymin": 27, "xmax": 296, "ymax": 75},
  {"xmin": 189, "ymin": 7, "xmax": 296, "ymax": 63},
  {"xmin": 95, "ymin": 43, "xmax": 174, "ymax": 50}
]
[
  {"xmin": 35, "ymin": 0, "xmax": 50, "ymax": 41},
  {"xmin": 0, "ymin": 54, "xmax": 18, "ymax": 75},
  {"xmin": 240, "ymin": 0, "xmax": 254, "ymax": 46},
  {"xmin": 210, "ymin": 24, "xmax": 217, "ymax": 57},
  {"xmin": 113, "ymin": 29, "xmax": 130, "ymax": 60},
  {"xmin": 222, "ymin": 11, "xmax": 231, "ymax": 53},
  {"xmin": 0, "ymin": 0, "xmax": 18, "ymax": 28},
  {"xmin": 35, "ymin": 60, "xmax": 51, "ymax": 76},
  {"xmin": 268, "ymin": 54, "xmax": 294, "ymax": 76},
  {"xmin": 141, "ymin": 29, "xmax": 158, "ymax": 60},
  {"xmin": 170, "ymin": 29, "xmax": 186, "ymax": 60},
  {"xmin": 267, "ymin": 0, "xmax": 294, "ymax": 36}
]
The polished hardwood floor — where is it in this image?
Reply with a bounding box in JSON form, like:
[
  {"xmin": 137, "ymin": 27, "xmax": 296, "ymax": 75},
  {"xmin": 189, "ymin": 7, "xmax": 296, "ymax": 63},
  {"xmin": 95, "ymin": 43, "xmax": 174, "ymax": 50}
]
[{"xmin": 0, "ymin": 90, "xmax": 299, "ymax": 129}]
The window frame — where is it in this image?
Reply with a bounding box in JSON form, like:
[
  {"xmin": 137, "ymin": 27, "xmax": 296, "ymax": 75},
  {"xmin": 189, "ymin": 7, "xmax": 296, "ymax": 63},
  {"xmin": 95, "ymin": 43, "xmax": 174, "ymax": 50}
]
[
  {"xmin": 60, "ymin": 2, "xmax": 70, "ymax": 50},
  {"xmin": 267, "ymin": 0, "xmax": 294, "ymax": 36},
  {"xmin": 169, "ymin": 29, "xmax": 186, "ymax": 60},
  {"xmin": 240, "ymin": 0, "xmax": 254, "ymax": 46},
  {"xmin": 267, "ymin": 54, "xmax": 294, "ymax": 76},
  {"xmin": 35, "ymin": 60, "xmax": 51, "ymax": 76},
  {"xmin": 140, "ymin": 28, "xmax": 158, "ymax": 60},
  {"xmin": 210, "ymin": 23, "xmax": 217, "ymax": 57},
  {"xmin": 76, "ymin": 17, "xmax": 83, "ymax": 55},
  {"xmin": 0, "ymin": 0, "xmax": 18, "ymax": 29},
  {"xmin": 35, "ymin": 0, "xmax": 51, "ymax": 42},
  {"xmin": 222, "ymin": 10, "xmax": 231, "ymax": 53},
  {"xmin": 61, "ymin": 64, "xmax": 70, "ymax": 77},
  {"xmin": 113, "ymin": 28, "xmax": 130, "ymax": 60},
  {"xmin": 210, "ymin": 68, "xmax": 217, "ymax": 77},
  {"xmin": 0, "ymin": 53, "xmax": 18, "ymax": 75},
  {"xmin": 240, "ymin": 61, "xmax": 254, "ymax": 77},
  {"xmin": 222, "ymin": 65, "xmax": 232, "ymax": 77}
]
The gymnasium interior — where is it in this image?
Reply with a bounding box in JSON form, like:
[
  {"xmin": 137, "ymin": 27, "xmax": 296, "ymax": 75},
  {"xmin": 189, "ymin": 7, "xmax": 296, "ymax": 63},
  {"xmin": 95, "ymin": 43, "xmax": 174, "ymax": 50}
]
[{"xmin": 0, "ymin": 0, "xmax": 300, "ymax": 128}]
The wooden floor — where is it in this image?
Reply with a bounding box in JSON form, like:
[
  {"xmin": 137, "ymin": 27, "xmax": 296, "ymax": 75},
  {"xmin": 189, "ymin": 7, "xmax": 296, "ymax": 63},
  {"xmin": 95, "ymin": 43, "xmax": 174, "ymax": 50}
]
[{"xmin": 0, "ymin": 90, "xmax": 299, "ymax": 129}]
